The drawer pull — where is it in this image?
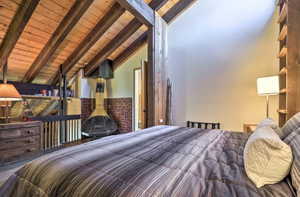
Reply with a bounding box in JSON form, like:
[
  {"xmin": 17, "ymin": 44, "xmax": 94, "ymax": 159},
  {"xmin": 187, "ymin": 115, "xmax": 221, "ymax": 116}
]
[
  {"xmin": 27, "ymin": 130, "xmax": 33, "ymax": 134},
  {"xmin": 27, "ymin": 139, "xmax": 34, "ymax": 143},
  {"xmin": 26, "ymin": 148, "xmax": 35, "ymax": 152}
]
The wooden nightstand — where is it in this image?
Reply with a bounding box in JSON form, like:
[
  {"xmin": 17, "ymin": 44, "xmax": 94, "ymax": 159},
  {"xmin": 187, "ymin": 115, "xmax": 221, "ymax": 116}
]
[{"xmin": 243, "ymin": 124, "xmax": 257, "ymax": 133}]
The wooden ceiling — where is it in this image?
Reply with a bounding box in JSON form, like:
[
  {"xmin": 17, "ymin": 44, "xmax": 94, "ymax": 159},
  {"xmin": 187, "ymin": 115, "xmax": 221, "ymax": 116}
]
[{"xmin": 0, "ymin": 0, "xmax": 193, "ymax": 84}]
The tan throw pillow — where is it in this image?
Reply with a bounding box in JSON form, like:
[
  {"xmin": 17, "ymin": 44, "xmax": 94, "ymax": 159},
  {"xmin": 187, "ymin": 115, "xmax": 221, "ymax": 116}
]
[{"xmin": 244, "ymin": 126, "xmax": 293, "ymax": 188}]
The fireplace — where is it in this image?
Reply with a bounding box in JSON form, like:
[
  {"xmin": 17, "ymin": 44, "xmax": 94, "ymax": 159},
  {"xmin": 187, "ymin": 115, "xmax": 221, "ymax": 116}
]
[{"xmin": 82, "ymin": 60, "xmax": 118, "ymax": 138}]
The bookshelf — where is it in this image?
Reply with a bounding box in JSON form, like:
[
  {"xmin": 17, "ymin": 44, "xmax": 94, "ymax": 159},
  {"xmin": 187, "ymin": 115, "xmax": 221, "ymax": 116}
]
[{"xmin": 277, "ymin": 0, "xmax": 300, "ymax": 127}]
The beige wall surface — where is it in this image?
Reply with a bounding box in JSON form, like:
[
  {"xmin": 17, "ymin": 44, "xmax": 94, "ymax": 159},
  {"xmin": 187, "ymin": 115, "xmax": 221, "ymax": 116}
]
[
  {"xmin": 107, "ymin": 46, "xmax": 148, "ymax": 98},
  {"xmin": 167, "ymin": 0, "xmax": 279, "ymax": 131}
]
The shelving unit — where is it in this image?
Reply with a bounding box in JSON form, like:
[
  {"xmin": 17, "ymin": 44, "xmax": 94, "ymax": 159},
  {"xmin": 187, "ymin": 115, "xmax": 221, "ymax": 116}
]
[{"xmin": 277, "ymin": 0, "xmax": 300, "ymax": 127}]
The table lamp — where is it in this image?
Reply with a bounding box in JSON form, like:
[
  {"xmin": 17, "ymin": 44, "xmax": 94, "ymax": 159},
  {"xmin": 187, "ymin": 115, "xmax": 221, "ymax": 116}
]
[
  {"xmin": 257, "ymin": 76, "xmax": 279, "ymax": 118},
  {"xmin": 0, "ymin": 62, "xmax": 22, "ymax": 123}
]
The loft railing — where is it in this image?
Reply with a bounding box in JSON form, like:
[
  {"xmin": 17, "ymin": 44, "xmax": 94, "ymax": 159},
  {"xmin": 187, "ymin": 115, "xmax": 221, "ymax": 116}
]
[{"xmin": 31, "ymin": 115, "xmax": 81, "ymax": 150}]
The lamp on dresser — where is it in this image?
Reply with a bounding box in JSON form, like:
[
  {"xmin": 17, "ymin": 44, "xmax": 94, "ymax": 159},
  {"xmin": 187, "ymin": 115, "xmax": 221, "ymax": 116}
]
[
  {"xmin": 257, "ymin": 76, "xmax": 279, "ymax": 118},
  {"xmin": 0, "ymin": 62, "xmax": 22, "ymax": 123}
]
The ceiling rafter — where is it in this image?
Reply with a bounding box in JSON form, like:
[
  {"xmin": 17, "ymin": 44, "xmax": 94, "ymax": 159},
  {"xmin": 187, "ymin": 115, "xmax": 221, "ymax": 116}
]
[
  {"xmin": 116, "ymin": 0, "xmax": 155, "ymax": 26},
  {"xmin": 83, "ymin": 0, "xmax": 169, "ymax": 77},
  {"xmin": 162, "ymin": 0, "xmax": 197, "ymax": 23},
  {"xmin": 112, "ymin": 0, "xmax": 197, "ymax": 70},
  {"xmin": 22, "ymin": 0, "xmax": 94, "ymax": 83},
  {"xmin": 0, "ymin": 0, "xmax": 39, "ymax": 69},
  {"xmin": 84, "ymin": 18, "xmax": 143, "ymax": 76},
  {"xmin": 113, "ymin": 32, "xmax": 147, "ymax": 70},
  {"xmin": 50, "ymin": 3, "xmax": 125, "ymax": 85}
]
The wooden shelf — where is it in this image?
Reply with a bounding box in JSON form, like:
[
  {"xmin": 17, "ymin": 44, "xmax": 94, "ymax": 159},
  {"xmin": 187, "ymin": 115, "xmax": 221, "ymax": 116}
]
[
  {"xmin": 278, "ymin": 109, "xmax": 288, "ymax": 114},
  {"xmin": 279, "ymin": 67, "xmax": 287, "ymax": 75},
  {"xmin": 280, "ymin": 88, "xmax": 287, "ymax": 94},
  {"xmin": 278, "ymin": 25, "xmax": 287, "ymax": 41},
  {"xmin": 278, "ymin": 47, "xmax": 287, "ymax": 58},
  {"xmin": 21, "ymin": 95, "xmax": 72, "ymax": 100},
  {"xmin": 278, "ymin": 3, "xmax": 287, "ymax": 23}
]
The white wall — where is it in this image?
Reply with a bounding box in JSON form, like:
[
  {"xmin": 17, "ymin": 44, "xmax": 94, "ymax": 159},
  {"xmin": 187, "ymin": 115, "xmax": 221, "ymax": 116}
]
[{"xmin": 167, "ymin": 0, "xmax": 279, "ymax": 131}]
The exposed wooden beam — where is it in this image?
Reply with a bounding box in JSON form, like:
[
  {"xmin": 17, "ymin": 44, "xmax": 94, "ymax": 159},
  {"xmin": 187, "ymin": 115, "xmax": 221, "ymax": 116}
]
[
  {"xmin": 50, "ymin": 3, "xmax": 125, "ymax": 85},
  {"xmin": 22, "ymin": 0, "xmax": 94, "ymax": 83},
  {"xmin": 0, "ymin": 0, "xmax": 39, "ymax": 69},
  {"xmin": 162, "ymin": 0, "xmax": 197, "ymax": 23},
  {"xmin": 113, "ymin": 32, "xmax": 147, "ymax": 70},
  {"xmin": 149, "ymin": 0, "xmax": 169, "ymax": 11},
  {"xmin": 147, "ymin": 13, "xmax": 168, "ymax": 126},
  {"xmin": 112, "ymin": 0, "xmax": 197, "ymax": 70},
  {"xmin": 116, "ymin": 0, "xmax": 155, "ymax": 26},
  {"xmin": 64, "ymin": 0, "xmax": 168, "ymax": 81},
  {"xmin": 84, "ymin": 18, "xmax": 143, "ymax": 76}
]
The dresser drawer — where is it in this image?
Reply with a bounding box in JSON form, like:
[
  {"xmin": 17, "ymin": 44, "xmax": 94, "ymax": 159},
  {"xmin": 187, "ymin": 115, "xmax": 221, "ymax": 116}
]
[
  {"xmin": 0, "ymin": 127, "xmax": 40, "ymax": 140},
  {"xmin": 0, "ymin": 144, "xmax": 40, "ymax": 164},
  {"xmin": 0, "ymin": 135, "xmax": 40, "ymax": 151}
]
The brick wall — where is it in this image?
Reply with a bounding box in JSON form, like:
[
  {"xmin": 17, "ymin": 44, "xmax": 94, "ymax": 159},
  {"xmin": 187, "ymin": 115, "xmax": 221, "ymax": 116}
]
[
  {"xmin": 81, "ymin": 98, "xmax": 132, "ymax": 133},
  {"xmin": 81, "ymin": 98, "xmax": 95, "ymax": 123}
]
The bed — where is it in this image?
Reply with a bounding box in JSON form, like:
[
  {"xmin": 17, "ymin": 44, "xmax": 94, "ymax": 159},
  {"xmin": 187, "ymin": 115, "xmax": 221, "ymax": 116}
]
[{"xmin": 0, "ymin": 126, "xmax": 294, "ymax": 197}]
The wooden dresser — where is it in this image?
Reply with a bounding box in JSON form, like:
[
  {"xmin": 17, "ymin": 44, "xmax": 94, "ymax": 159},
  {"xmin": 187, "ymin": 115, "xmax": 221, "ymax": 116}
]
[{"xmin": 0, "ymin": 121, "xmax": 42, "ymax": 166}]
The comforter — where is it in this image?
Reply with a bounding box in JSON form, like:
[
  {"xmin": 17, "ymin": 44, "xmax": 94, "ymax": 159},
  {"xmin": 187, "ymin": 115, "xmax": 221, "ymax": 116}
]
[{"xmin": 0, "ymin": 126, "xmax": 294, "ymax": 197}]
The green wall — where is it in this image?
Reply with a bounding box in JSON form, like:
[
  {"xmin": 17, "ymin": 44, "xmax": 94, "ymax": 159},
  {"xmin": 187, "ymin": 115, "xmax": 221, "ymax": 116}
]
[{"xmin": 107, "ymin": 46, "xmax": 147, "ymax": 98}]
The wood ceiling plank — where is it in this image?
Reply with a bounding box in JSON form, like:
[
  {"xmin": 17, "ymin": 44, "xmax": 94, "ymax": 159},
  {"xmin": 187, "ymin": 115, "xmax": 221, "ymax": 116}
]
[
  {"xmin": 50, "ymin": 3, "xmax": 125, "ymax": 85},
  {"xmin": 116, "ymin": 0, "xmax": 155, "ymax": 26},
  {"xmin": 0, "ymin": 0, "xmax": 39, "ymax": 68},
  {"xmin": 22, "ymin": 0, "xmax": 94, "ymax": 83}
]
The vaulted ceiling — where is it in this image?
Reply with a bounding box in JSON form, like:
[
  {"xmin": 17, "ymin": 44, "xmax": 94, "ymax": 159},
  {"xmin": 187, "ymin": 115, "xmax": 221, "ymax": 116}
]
[{"xmin": 0, "ymin": 0, "xmax": 195, "ymax": 84}]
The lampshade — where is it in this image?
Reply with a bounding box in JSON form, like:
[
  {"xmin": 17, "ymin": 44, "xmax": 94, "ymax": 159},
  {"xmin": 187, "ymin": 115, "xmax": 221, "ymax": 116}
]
[
  {"xmin": 0, "ymin": 84, "xmax": 22, "ymax": 101},
  {"xmin": 257, "ymin": 76, "xmax": 279, "ymax": 95}
]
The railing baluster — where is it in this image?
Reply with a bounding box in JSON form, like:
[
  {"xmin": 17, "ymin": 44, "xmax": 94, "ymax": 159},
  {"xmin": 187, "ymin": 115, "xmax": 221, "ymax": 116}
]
[
  {"xmin": 43, "ymin": 123, "xmax": 46, "ymax": 150},
  {"xmin": 52, "ymin": 121, "xmax": 55, "ymax": 148},
  {"xmin": 31, "ymin": 115, "xmax": 81, "ymax": 149}
]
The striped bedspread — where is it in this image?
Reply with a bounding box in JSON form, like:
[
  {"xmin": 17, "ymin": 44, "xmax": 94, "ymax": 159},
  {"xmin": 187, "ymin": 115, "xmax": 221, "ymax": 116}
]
[{"xmin": 0, "ymin": 126, "xmax": 294, "ymax": 197}]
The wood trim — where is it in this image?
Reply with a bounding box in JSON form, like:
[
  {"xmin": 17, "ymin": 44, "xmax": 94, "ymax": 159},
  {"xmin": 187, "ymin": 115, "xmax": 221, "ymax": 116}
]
[
  {"xmin": 116, "ymin": 0, "xmax": 155, "ymax": 26},
  {"xmin": 31, "ymin": 115, "xmax": 81, "ymax": 122},
  {"xmin": 162, "ymin": 0, "xmax": 197, "ymax": 23},
  {"xmin": 50, "ymin": 3, "xmax": 125, "ymax": 85},
  {"xmin": 0, "ymin": 0, "xmax": 39, "ymax": 68},
  {"xmin": 22, "ymin": 0, "xmax": 94, "ymax": 83},
  {"xmin": 84, "ymin": 18, "xmax": 143, "ymax": 76}
]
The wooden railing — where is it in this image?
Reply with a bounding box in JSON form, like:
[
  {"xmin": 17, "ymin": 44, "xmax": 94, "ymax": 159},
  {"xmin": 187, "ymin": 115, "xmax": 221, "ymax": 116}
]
[{"xmin": 31, "ymin": 115, "xmax": 81, "ymax": 150}]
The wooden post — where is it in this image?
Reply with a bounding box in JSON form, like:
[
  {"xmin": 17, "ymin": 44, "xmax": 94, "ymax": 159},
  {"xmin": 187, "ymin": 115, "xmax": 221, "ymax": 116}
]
[{"xmin": 147, "ymin": 13, "xmax": 168, "ymax": 126}]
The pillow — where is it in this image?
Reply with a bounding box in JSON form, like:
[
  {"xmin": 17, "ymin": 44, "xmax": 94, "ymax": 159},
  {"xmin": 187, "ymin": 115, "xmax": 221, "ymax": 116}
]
[
  {"xmin": 284, "ymin": 127, "xmax": 300, "ymax": 191},
  {"xmin": 244, "ymin": 126, "xmax": 293, "ymax": 188},
  {"xmin": 257, "ymin": 118, "xmax": 283, "ymax": 138},
  {"xmin": 282, "ymin": 112, "xmax": 300, "ymax": 139}
]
